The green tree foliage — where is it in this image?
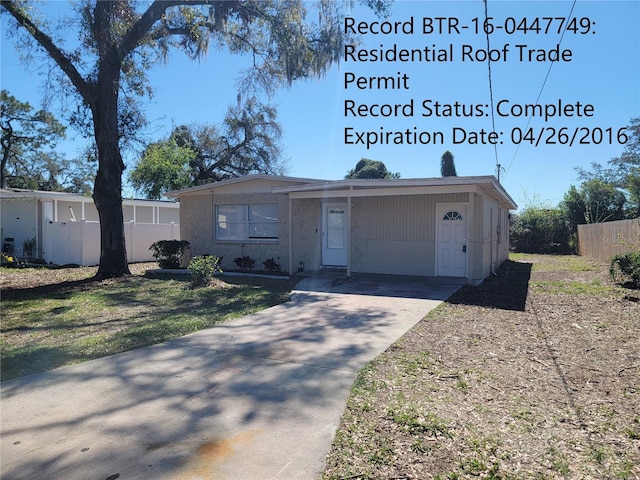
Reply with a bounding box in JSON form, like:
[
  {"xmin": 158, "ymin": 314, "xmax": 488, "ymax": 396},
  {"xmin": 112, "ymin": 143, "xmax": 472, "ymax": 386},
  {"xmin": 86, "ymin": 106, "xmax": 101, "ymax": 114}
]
[
  {"xmin": 176, "ymin": 98, "xmax": 285, "ymax": 185},
  {"xmin": 580, "ymin": 179, "xmax": 626, "ymax": 223},
  {"xmin": 560, "ymin": 178, "xmax": 627, "ymax": 229},
  {"xmin": 345, "ymin": 158, "xmax": 400, "ymax": 179},
  {"xmin": 1, "ymin": 0, "xmax": 390, "ymax": 278},
  {"xmin": 129, "ymin": 139, "xmax": 194, "ymax": 199},
  {"xmin": 440, "ymin": 150, "xmax": 457, "ymax": 177},
  {"xmin": 0, "ymin": 90, "xmax": 94, "ymax": 192},
  {"xmin": 513, "ymin": 119, "xmax": 639, "ymax": 254},
  {"xmin": 559, "ymin": 185, "xmax": 586, "ymax": 232},
  {"xmin": 131, "ymin": 98, "xmax": 285, "ymax": 198},
  {"xmin": 511, "ymin": 207, "xmax": 571, "ymax": 254},
  {"xmin": 576, "ymin": 117, "xmax": 640, "ymax": 218}
]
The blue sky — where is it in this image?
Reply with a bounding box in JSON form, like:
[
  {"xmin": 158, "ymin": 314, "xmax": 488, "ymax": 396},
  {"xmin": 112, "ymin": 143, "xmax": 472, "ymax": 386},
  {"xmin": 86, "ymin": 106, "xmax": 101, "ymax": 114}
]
[{"xmin": 1, "ymin": 1, "xmax": 638, "ymax": 210}]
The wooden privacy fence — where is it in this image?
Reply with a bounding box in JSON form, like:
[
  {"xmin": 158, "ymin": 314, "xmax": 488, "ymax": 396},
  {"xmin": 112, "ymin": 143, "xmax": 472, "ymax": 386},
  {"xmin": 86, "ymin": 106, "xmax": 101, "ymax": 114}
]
[{"xmin": 577, "ymin": 218, "xmax": 640, "ymax": 263}]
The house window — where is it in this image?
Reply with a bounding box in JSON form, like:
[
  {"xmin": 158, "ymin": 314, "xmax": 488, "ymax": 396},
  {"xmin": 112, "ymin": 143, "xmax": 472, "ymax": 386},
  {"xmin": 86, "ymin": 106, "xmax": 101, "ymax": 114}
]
[
  {"xmin": 443, "ymin": 211, "xmax": 463, "ymax": 220},
  {"xmin": 216, "ymin": 204, "xmax": 278, "ymax": 241}
]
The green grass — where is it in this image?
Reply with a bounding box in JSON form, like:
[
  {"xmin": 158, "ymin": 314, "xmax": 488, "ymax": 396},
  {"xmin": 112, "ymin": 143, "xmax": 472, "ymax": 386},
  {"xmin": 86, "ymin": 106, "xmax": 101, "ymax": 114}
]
[
  {"xmin": 509, "ymin": 252, "xmax": 602, "ymax": 272},
  {"xmin": 387, "ymin": 398, "xmax": 452, "ymax": 438},
  {"xmin": 1, "ymin": 273, "xmax": 296, "ymax": 380},
  {"xmin": 530, "ymin": 279, "xmax": 618, "ymax": 296}
]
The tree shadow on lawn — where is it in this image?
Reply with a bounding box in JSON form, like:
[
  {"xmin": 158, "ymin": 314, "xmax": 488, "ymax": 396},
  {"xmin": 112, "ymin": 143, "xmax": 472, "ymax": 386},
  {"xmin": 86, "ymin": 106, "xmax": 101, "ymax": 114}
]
[
  {"xmin": 447, "ymin": 260, "xmax": 532, "ymax": 312},
  {"xmin": 0, "ymin": 277, "xmax": 102, "ymax": 300},
  {"xmin": 0, "ymin": 295, "xmax": 401, "ymax": 480},
  {"xmin": 1, "ymin": 274, "xmax": 296, "ymax": 380}
]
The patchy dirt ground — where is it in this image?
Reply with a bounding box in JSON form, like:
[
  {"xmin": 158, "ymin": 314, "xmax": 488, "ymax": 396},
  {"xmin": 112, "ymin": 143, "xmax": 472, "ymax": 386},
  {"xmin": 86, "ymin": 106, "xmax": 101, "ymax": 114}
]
[
  {"xmin": 0, "ymin": 262, "xmax": 156, "ymax": 291},
  {"xmin": 323, "ymin": 254, "xmax": 640, "ymax": 480}
]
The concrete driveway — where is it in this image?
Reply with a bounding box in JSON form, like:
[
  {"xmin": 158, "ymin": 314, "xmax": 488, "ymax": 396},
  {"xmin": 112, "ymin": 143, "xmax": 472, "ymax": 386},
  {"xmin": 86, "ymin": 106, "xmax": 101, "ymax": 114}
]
[{"xmin": 1, "ymin": 273, "xmax": 462, "ymax": 480}]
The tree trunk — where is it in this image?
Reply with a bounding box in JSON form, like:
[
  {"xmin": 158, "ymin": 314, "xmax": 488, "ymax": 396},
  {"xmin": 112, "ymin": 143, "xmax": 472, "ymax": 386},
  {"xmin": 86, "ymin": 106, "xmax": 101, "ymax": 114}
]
[
  {"xmin": 1, "ymin": 122, "xmax": 13, "ymax": 188},
  {"xmin": 92, "ymin": 53, "xmax": 130, "ymax": 279},
  {"xmin": 93, "ymin": 141, "xmax": 130, "ymax": 278}
]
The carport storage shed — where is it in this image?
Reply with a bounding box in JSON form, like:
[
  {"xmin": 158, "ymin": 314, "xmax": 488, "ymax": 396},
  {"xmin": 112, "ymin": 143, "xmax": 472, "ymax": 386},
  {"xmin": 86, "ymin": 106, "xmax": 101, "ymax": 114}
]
[{"xmin": 168, "ymin": 175, "xmax": 517, "ymax": 284}]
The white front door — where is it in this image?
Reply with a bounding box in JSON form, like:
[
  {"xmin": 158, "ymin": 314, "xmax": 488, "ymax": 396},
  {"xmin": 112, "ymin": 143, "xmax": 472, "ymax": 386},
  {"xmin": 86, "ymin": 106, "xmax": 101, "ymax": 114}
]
[
  {"xmin": 436, "ymin": 204, "xmax": 467, "ymax": 277},
  {"xmin": 322, "ymin": 203, "xmax": 348, "ymax": 266}
]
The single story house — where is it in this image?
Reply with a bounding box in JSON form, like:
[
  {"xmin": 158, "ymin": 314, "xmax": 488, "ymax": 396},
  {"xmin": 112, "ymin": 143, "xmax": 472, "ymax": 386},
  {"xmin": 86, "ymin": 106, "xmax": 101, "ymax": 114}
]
[
  {"xmin": 168, "ymin": 174, "xmax": 517, "ymax": 284},
  {"xmin": 1, "ymin": 188, "xmax": 180, "ymax": 265}
]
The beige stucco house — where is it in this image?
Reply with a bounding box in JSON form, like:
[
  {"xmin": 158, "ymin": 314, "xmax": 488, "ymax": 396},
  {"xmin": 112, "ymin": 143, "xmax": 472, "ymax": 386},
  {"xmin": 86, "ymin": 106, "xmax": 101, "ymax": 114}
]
[{"xmin": 168, "ymin": 174, "xmax": 517, "ymax": 284}]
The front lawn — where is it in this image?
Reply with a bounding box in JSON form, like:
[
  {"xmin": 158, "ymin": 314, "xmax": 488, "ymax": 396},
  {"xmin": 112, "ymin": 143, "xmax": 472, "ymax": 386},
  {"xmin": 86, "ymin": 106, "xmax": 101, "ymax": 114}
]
[{"xmin": 0, "ymin": 264, "xmax": 297, "ymax": 380}]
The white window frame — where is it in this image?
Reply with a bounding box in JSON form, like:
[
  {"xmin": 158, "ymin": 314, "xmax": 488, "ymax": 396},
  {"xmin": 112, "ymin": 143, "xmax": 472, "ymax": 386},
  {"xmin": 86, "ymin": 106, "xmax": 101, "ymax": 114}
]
[{"xmin": 215, "ymin": 204, "xmax": 278, "ymax": 242}]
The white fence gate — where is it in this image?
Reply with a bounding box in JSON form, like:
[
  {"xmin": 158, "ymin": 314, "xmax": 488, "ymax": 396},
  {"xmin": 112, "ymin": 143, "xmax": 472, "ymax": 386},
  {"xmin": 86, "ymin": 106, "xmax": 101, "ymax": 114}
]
[{"xmin": 44, "ymin": 220, "xmax": 180, "ymax": 266}]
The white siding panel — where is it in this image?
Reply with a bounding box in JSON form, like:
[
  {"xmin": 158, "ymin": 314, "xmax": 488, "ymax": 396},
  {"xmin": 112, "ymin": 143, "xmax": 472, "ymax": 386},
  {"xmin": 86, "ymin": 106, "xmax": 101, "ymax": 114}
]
[{"xmin": 358, "ymin": 240, "xmax": 436, "ymax": 276}]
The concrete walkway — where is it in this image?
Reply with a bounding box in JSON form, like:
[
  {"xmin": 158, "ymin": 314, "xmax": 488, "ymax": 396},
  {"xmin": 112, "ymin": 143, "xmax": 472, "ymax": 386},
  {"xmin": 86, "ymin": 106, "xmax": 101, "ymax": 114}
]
[{"xmin": 1, "ymin": 274, "xmax": 462, "ymax": 480}]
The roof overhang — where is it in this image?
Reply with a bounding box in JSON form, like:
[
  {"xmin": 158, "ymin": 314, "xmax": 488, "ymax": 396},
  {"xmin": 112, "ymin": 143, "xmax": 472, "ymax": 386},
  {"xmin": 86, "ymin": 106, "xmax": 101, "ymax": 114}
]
[
  {"xmin": 165, "ymin": 174, "xmax": 323, "ymax": 198},
  {"xmin": 0, "ymin": 188, "xmax": 178, "ymax": 207},
  {"xmin": 274, "ymin": 176, "xmax": 518, "ymax": 210}
]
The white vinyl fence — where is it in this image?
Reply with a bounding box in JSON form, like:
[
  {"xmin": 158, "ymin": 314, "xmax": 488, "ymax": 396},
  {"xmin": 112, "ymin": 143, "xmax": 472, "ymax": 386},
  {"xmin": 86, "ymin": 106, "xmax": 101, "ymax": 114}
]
[{"xmin": 44, "ymin": 220, "xmax": 180, "ymax": 266}]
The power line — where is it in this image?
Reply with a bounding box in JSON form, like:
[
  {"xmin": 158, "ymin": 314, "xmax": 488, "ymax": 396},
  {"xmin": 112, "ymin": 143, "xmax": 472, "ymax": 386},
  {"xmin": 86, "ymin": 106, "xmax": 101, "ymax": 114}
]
[
  {"xmin": 504, "ymin": 0, "xmax": 578, "ymax": 178},
  {"xmin": 483, "ymin": 0, "xmax": 501, "ymax": 181}
]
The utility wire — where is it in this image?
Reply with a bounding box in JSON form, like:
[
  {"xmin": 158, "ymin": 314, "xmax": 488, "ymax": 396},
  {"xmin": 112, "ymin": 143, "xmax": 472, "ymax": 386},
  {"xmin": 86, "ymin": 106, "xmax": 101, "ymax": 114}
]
[
  {"xmin": 483, "ymin": 0, "xmax": 500, "ymax": 181},
  {"xmin": 504, "ymin": 0, "xmax": 578, "ymax": 178}
]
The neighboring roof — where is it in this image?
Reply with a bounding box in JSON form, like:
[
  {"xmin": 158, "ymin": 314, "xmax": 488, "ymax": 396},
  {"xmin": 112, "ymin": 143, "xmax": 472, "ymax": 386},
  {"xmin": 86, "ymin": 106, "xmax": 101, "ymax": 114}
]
[
  {"xmin": 0, "ymin": 188, "xmax": 179, "ymax": 207},
  {"xmin": 165, "ymin": 174, "xmax": 323, "ymax": 197}
]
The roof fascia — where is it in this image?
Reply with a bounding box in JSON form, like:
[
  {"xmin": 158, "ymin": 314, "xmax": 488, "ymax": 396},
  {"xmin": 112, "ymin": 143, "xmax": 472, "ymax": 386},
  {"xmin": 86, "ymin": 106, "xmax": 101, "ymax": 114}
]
[
  {"xmin": 287, "ymin": 184, "xmax": 482, "ymax": 200},
  {"xmin": 274, "ymin": 175, "xmax": 498, "ymax": 193},
  {"xmin": 165, "ymin": 174, "xmax": 323, "ymax": 197}
]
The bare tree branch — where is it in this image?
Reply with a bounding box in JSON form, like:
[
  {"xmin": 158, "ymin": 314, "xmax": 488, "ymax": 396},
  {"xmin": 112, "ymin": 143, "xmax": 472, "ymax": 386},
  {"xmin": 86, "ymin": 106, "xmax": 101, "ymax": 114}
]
[{"xmin": 1, "ymin": 1, "xmax": 93, "ymax": 104}]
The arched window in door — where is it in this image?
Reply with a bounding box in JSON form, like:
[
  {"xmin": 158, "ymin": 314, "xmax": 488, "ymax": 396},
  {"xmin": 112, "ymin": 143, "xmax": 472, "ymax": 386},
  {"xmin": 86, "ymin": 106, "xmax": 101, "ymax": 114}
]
[{"xmin": 443, "ymin": 211, "xmax": 463, "ymax": 221}]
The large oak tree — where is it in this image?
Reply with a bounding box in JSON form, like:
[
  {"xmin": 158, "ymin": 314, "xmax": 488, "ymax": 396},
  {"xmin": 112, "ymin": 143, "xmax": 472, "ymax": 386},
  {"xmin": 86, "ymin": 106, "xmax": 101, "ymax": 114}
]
[
  {"xmin": 130, "ymin": 97, "xmax": 287, "ymax": 199},
  {"xmin": 1, "ymin": 0, "xmax": 389, "ymax": 278}
]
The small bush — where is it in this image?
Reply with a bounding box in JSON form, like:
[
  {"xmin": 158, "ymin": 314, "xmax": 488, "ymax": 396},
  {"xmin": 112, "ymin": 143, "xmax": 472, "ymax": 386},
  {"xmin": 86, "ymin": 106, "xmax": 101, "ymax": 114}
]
[
  {"xmin": 263, "ymin": 258, "xmax": 281, "ymax": 272},
  {"xmin": 610, "ymin": 251, "xmax": 640, "ymax": 287},
  {"xmin": 22, "ymin": 237, "xmax": 36, "ymax": 258},
  {"xmin": 189, "ymin": 255, "xmax": 222, "ymax": 287},
  {"xmin": 233, "ymin": 256, "xmax": 255, "ymax": 270},
  {"xmin": 149, "ymin": 240, "xmax": 190, "ymax": 269}
]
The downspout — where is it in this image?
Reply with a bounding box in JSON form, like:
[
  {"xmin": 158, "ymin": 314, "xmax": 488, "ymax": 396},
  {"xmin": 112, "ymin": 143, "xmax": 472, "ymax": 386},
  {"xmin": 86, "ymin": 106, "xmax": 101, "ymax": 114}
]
[
  {"xmin": 288, "ymin": 195, "xmax": 293, "ymax": 275},
  {"xmin": 347, "ymin": 186, "xmax": 352, "ymax": 277},
  {"xmin": 467, "ymin": 192, "xmax": 474, "ymax": 283},
  {"xmin": 35, "ymin": 199, "xmax": 40, "ymax": 259}
]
